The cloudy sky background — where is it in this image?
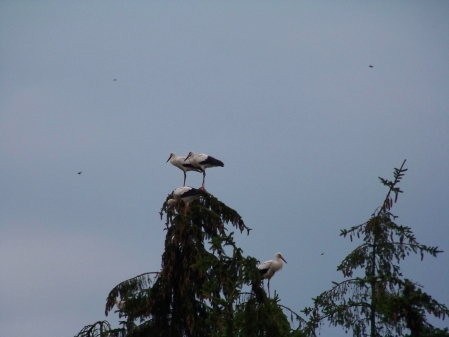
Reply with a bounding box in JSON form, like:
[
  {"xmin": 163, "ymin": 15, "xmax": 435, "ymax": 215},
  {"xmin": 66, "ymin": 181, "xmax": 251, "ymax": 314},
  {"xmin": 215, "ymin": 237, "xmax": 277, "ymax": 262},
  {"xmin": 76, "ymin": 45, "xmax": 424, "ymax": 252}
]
[{"xmin": 1, "ymin": 2, "xmax": 448, "ymax": 336}]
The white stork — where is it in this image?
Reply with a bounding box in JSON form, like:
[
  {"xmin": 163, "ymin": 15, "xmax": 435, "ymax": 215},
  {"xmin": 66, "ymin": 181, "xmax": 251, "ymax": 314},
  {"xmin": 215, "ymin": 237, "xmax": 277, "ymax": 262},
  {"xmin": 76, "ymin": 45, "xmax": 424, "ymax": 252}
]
[
  {"xmin": 167, "ymin": 186, "xmax": 207, "ymax": 216},
  {"xmin": 167, "ymin": 152, "xmax": 203, "ymax": 187},
  {"xmin": 184, "ymin": 151, "xmax": 224, "ymax": 188},
  {"xmin": 115, "ymin": 299, "xmax": 125, "ymax": 310},
  {"xmin": 258, "ymin": 252, "xmax": 287, "ymax": 297}
]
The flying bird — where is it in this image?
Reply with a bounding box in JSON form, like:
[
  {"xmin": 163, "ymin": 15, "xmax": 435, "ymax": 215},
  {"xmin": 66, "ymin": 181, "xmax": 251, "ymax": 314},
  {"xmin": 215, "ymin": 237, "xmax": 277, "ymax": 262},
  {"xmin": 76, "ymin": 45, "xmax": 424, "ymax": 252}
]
[
  {"xmin": 167, "ymin": 186, "xmax": 207, "ymax": 216},
  {"xmin": 258, "ymin": 252, "xmax": 287, "ymax": 297},
  {"xmin": 113, "ymin": 79, "xmax": 117, "ymax": 81},
  {"xmin": 167, "ymin": 152, "xmax": 203, "ymax": 186},
  {"xmin": 78, "ymin": 171, "xmax": 82, "ymax": 175},
  {"xmin": 369, "ymin": 65, "xmax": 373, "ymax": 68},
  {"xmin": 184, "ymin": 151, "xmax": 224, "ymax": 188}
]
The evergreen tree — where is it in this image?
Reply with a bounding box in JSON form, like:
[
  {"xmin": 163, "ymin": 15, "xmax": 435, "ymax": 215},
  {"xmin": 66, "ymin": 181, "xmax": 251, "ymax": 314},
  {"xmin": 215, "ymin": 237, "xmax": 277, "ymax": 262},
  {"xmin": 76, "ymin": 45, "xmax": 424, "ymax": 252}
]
[
  {"xmin": 75, "ymin": 191, "xmax": 301, "ymax": 337},
  {"xmin": 76, "ymin": 321, "xmax": 109, "ymax": 337},
  {"xmin": 302, "ymin": 160, "xmax": 449, "ymax": 337}
]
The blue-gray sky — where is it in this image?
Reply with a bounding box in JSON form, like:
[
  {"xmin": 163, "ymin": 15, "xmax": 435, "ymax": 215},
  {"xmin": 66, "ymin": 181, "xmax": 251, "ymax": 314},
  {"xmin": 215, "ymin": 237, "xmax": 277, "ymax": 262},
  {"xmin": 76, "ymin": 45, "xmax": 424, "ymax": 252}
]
[{"xmin": 1, "ymin": 2, "xmax": 448, "ymax": 336}]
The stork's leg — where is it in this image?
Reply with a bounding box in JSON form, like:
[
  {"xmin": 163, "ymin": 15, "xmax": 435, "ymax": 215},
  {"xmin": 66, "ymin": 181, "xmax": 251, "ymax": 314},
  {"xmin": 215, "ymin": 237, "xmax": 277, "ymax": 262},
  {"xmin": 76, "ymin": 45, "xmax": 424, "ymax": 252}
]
[
  {"xmin": 183, "ymin": 172, "xmax": 187, "ymax": 187},
  {"xmin": 201, "ymin": 171, "xmax": 206, "ymax": 188},
  {"xmin": 184, "ymin": 203, "xmax": 189, "ymax": 216},
  {"xmin": 268, "ymin": 279, "xmax": 271, "ymax": 298}
]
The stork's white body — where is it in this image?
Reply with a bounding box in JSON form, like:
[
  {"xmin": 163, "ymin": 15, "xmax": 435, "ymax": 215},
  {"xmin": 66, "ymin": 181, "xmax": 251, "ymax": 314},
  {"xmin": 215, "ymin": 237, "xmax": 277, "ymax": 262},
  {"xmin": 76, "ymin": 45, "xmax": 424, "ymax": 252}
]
[
  {"xmin": 167, "ymin": 152, "xmax": 202, "ymax": 186},
  {"xmin": 184, "ymin": 151, "xmax": 224, "ymax": 188},
  {"xmin": 116, "ymin": 299, "xmax": 125, "ymax": 310},
  {"xmin": 258, "ymin": 252, "xmax": 287, "ymax": 297},
  {"xmin": 167, "ymin": 186, "xmax": 206, "ymax": 215}
]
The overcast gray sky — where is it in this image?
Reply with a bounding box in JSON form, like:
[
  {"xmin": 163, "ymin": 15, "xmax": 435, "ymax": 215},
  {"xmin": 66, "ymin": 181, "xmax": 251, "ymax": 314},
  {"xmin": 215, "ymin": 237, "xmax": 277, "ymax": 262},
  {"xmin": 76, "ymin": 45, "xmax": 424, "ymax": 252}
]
[{"xmin": 1, "ymin": 2, "xmax": 448, "ymax": 336}]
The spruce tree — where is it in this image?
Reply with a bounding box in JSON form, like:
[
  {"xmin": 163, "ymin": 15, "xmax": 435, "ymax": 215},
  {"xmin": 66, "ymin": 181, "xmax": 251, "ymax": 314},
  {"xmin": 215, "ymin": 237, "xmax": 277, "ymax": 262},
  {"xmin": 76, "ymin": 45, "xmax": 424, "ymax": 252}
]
[
  {"xmin": 302, "ymin": 160, "xmax": 449, "ymax": 337},
  {"xmin": 75, "ymin": 190, "xmax": 300, "ymax": 336}
]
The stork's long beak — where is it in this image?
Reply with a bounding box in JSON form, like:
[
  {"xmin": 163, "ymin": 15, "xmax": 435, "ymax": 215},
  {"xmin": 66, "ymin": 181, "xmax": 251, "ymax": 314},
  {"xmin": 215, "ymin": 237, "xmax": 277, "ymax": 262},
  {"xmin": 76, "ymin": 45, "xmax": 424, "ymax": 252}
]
[
  {"xmin": 166, "ymin": 154, "xmax": 172, "ymax": 163},
  {"xmin": 184, "ymin": 153, "xmax": 191, "ymax": 162},
  {"xmin": 280, "ymin": 255, "xmax": 287, "ymax": 263}
]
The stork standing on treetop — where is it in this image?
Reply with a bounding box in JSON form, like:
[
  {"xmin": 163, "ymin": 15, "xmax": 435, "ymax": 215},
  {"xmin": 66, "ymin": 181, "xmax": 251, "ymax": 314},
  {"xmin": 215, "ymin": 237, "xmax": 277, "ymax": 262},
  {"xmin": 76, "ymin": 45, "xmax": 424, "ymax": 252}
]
[
  {"xmin": 258, "ymin": 252, "xmax": 287, "ymax": 297},
  {"xmin": 184, "ymin": 151, "xmax": 224, "ymax": 189},
  {"xmin": 167, "ymin": 152, "xmax": 203, "ymax": 187},
  {"xmin": 167, "ymin": 186, "xmax": 207, "ymax": 216}
]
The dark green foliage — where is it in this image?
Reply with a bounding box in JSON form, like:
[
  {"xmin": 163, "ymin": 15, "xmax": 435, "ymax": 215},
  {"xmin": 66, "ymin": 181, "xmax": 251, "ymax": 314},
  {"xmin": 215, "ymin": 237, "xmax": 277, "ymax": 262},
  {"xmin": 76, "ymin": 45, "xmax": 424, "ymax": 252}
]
[
  {"xmin": 74, "ymin": 321, "xmax": 125, "ymax": 337},
  {"xmin": 382, "ymin": 279, "xmax": 448, "ymax": 337},
  {"xmin": 302, "ymin": 160, "xmax": 449, "ymax": 336},
  {"xmin": 76, "ymin": 191, "xmax": 299, "ymax": 336},
  {"xmin": 406, "ymin": 327, "xmax": 449, "ymax": 337}
]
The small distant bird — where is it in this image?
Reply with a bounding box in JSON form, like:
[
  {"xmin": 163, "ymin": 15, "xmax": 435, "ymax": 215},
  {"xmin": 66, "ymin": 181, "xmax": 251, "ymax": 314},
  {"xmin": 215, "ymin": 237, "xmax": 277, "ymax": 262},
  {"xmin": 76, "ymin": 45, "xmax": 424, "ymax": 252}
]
[
  {"xmin": 113, "ymin": 79, "xmax": 117, "ymax": 81},
  {"xmin": 115, "ymin": 299, "xmax": 125, "ymax": 310},
  {"xmin": 369, "ymin": 65, "xmax": 373, "ymax": 68},
  {"xmin": 78, "ymin": 171, "xmax": 82, "ymax": 175},
  {"xmin": 167, "ymin": 153, "xmax": 203, "ymax": 186},
  {"xmin": 321, "ymin": 253, "xmax": 324, "ymax": 255},
  {"xmin": 184, "ymin": 151, "xmax": 224, "ymax": 188},
  {"xmin": 258, "ymin": 252, "xmax": 287, "ymax": 297},
  {"xmin": 167, "ymin": 186, "xmax": 207, "ymax": 216}
]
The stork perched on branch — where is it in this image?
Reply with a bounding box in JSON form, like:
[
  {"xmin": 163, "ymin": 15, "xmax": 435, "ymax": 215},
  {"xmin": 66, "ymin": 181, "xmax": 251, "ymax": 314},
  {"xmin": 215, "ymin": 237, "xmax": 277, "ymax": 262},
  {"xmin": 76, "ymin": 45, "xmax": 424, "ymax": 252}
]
[
  {"xmin": 115, "ymin": 299, "xmax": 125, "ymax": 310},
  {"xmin": 167, "ymin": 186, "xmax": 208, "ymax": 216},
  {"xmin": 258, "ymin": 252, "xmax": 287, "ymax": 297}
]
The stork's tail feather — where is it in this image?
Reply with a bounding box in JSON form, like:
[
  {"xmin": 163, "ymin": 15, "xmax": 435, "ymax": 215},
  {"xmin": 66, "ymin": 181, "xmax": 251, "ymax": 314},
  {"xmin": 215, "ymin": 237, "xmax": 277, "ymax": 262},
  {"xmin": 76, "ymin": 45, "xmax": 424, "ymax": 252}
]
[{"xmin": 202, "ymin": 156, "xmax": 224, "ymax": 167}]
